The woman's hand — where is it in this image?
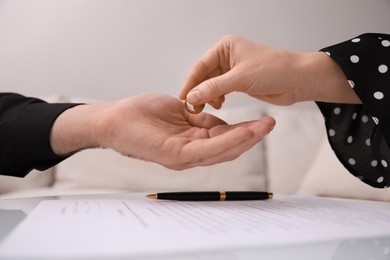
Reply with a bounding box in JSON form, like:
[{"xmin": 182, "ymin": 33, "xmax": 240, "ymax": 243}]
[{"xmin": 179, "ymin": 35, "xmax": 360, "ymax": 108}]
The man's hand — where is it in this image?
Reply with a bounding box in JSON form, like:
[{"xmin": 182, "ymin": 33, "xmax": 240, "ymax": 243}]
[{"xmin": 50, "ymin": 93, "xmax": 275, "ymax": 170}]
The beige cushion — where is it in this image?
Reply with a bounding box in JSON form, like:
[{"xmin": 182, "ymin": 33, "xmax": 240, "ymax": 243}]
[
  {"xmin": 265, "ymin": 102, "xmax": 325, "ymax": 194},
  {"xmin": 53, "ymin": 105, "xmax": 267, "ymax": 192},
  {"xmin": 299, "ymin": 138, "xmax": 390, "ymax": 201},
  {"xmin": 0, "ymin": 169, "xmax": 54, "ymax": 195}
]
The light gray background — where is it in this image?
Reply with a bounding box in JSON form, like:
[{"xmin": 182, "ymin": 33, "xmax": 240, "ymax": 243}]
[{"xmin": 1, "ymin": 0, "xmax": 389, "ymax": 107}]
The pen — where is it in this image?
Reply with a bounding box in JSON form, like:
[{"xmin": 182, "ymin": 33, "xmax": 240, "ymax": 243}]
[{"xmin": 146, "ymin": 191, "xmax": 273, "ymax": 201}]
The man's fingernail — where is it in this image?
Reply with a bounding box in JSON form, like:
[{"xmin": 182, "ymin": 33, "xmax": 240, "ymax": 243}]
[{"xmin": 187, "ymin": 90, "xmax": 201, "ymax": 103}]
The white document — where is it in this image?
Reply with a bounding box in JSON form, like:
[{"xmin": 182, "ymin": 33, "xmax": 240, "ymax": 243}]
[{"xmin": 1, "ymin": 194, "xmax": 390, "ymax": 259}]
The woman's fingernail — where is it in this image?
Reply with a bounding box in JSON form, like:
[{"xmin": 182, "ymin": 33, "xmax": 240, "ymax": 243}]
[{"xmin": 187, "ymin": 90, "xmax": 201, "ymax": 103}]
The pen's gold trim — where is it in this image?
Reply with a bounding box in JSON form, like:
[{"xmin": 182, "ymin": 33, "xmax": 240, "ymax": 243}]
[
  {"xmin": 219, "ymin": 191, "xmax": 226, "ymax": 201},
  {"xmin": 146, "ymin": 194, "xmax": 157, "ymax": 199}
]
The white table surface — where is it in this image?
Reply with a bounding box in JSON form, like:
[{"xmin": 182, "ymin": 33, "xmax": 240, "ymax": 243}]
[{"xmin": 0, "ymin": 192, "xmax": 389, "ymax": 260}]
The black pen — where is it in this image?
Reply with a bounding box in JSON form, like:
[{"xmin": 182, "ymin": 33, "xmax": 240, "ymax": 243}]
[{"xmin": 146, "ymin": 191, "xmax": 273, "ymax": 201}]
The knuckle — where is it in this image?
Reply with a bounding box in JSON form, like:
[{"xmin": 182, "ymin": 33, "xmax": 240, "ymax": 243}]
[
  {"xmin": 207, "ymin": 79, "xmax": 221, "ymax": 97},
  {"xmin": 221, "ymin": 34, "xmax": 237, "ymax": 42}
]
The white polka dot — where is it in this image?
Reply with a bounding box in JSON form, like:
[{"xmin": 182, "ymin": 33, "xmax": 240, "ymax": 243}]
[
  {"xmin": 325, "ymin": 51, "xmax": 331, "ymax": 56},
  {"xmin": 329, "ymin": 129, "xmax": 336, "ymax": 136},
  {"xmin": 362, "ymin": 115, "xmax": 369, "ymax": 123},
  {"xmin": 382, "ymin": 40, "xmax": 390, "ymax": 47},
  {"xmin": 350, "ymin": 55, "xmax": 359, "ymax": 63},
  {"xmin": 348, "ymin": 158, "xmax": 356, "ymax": 165},
  {"xmin": 351, "ymin": 38, "xmax": 360, "ymax": 43},
  {"xmin": 352, "ymin": 113, "xmax": 357, "ymax": 120},
  {"xmin": 384, "ymin": 246, "xmax": 390, "ymax": 255},
  {"xmin": 348, "ymin": 80, "xmax": 355, "ymax": 88},
  {"xmin": 374, "ymin": 91, "xmax": 384, "ymax": 100},
  {"xmin": 333, "ymin": 107, "xmax": 341, "ymax": 115},
  {"xmin": 372, "ymin": 117, "xmax": 379, "ymax": 125},
  {"xmin": 381, "ymin": 160, "xmax": 388, "ymax": 167},
  {"xmin": 377, "ymin": 176, "xmax": 384, "ymax": 183},
  {"xmin": 347, "ymin": 136, "xmax": 353, "ymax": 143},
  {"xmin": 379, "ymin": 64, "xmax": 388, "ymax": 73},
  {"xmin": 366, "ymin": 138, "xmax": 371, "ymax": 146},
  {"xmin": 371, "ymin": 160, "xmax": 378, "ymax": 167}
]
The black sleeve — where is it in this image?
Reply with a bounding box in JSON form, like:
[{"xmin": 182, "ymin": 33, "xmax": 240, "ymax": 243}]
[
  {"xmin": 0, "ymin": 93, "xmax": 81, "ymax": 177},
  {"xmin": 316, "ymin": 33, "xmax": 390, "ymax": 188}
]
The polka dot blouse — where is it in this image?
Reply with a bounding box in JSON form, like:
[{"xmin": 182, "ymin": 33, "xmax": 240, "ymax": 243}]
[{"xmin": 317, "ymin": 33, "xmax": 390, "ymax": 188}]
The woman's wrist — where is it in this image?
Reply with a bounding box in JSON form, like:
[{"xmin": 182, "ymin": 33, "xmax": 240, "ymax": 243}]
[{"xmin": 298, "ymin": 51, "xmax": 361, "ymax": 104}]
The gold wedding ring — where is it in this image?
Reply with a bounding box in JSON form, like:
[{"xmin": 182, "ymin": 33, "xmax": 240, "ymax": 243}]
[{"xmin": 184, "ymin": 100, "xmax": 205, "ymax": 114}]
